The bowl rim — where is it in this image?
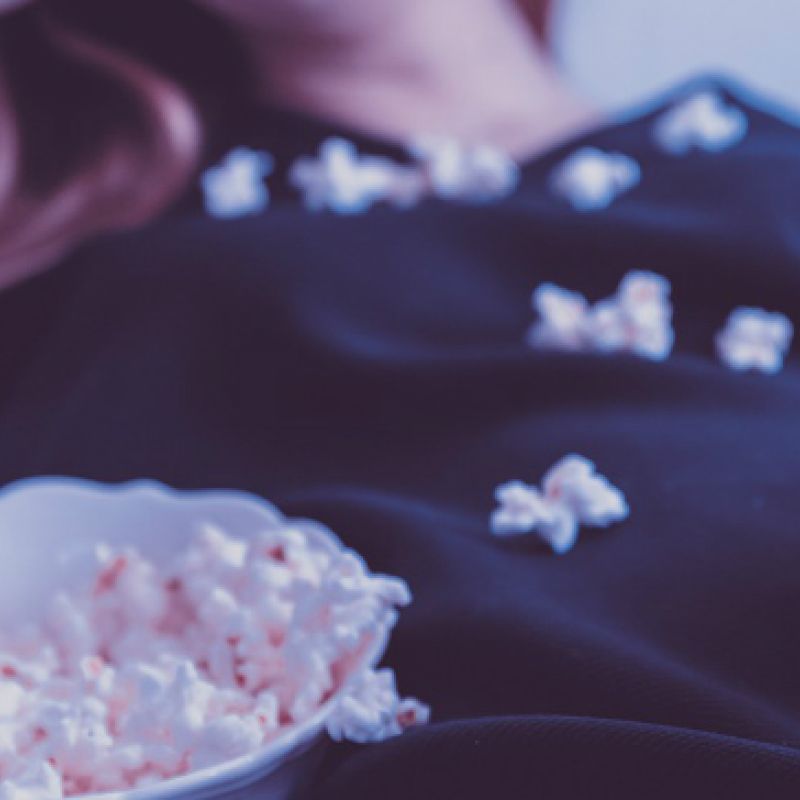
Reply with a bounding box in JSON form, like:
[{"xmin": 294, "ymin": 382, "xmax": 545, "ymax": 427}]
[{"xmin": 0, "ymin": 477, "xmax": 392, "ymax": 800}]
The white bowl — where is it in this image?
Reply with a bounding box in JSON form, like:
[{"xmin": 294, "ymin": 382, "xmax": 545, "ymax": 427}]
[{"xmin": 0, "ymin": 478, "xmax": 391, "ymax": 800}]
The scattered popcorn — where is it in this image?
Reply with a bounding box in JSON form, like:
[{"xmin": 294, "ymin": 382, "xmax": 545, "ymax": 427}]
[
  {"xmin": 543, "ymin": 455, "xmax": 629, "ymax": 526},
  {"xmin": 716, "ymin": 307, "xmax": 793, "ymax": 374},
  {"xmin": 654, "ymin": 91, "xmax": 748, "ymax": 155},
  {"xmin": 289, "ymin": 138, "xmax": 417, "ymax": 214},
  {"xmin": 409, "ymin": 135, "xmax": 519, "ymax": 203},
  {"xmin": 589, "ymin": 271, "xmax": 674, "ymax": 361},
  {"xmin": 527, "ymin": 284, "xmax": 590, "ymax": 352},
  {"xmin": 326, "ymin": 668, "xmax": 429, "ymax": 744},
  {"xmin": 268, "ymin": 135, "xmax": 520, "ymax": 214},
  {"xmin": 201, "ymin": 147, "xmax": 273, "ymax": 219},
  {"xmin": 527, "ymin": 270, "xmax": 674, "ymax": 361},
  {"xmin": 550, "ymin": 147, "xmax": 640, "ymax": 211},
  {"xmin": 0, "ymin": 522, "xmax": 421, "ymax": 796},
  {"xmin": 492, "ymin": 455, "xmax": 629, "ymax": 554},
  {"xmin": 491, "ymin": 482, "xmax": 553, "ymax": 538}
]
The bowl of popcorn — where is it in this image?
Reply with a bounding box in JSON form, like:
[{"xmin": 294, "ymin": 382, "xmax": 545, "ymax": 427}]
[{"xmin": 0, "ymin": 479, "xmax": 427, "ymax": 800}]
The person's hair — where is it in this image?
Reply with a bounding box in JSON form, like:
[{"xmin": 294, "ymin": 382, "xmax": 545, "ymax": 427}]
[
  {"xmin": 0, "ymin": 1, "xmax": 249, "ymax": 287},
  {"xmin": 0, "ymin": 0, "xmax": 551, "ymax": 288}
]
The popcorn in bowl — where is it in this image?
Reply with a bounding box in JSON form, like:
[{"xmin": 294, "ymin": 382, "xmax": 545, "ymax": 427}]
[{"xmin": 0, "ymin": 481, "xmax": 427, "ymax": 800}]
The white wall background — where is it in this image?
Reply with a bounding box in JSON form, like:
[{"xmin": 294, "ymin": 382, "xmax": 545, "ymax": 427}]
[{"xmin": 554, "ymin": 0, "xmax": 800, "ymax": 112}]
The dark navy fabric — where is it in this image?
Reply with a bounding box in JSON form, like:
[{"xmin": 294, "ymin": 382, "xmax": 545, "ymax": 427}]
[{"xmin": 1, "ymin": 77, "xmax": 800, "ymax": 798}]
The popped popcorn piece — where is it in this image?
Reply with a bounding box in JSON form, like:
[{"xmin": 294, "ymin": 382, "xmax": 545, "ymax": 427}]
[
  {"xmin": 490, "ymin": 481, "xmax": 553, "ymax": 537},
  {"xmin": 190, "ymin": 715, "xmax": 263, "ymax": 771},
  {"xmin": 550, "ymin": 147, "xmax": 640, "ymax": 211},
  {"xmin": 654, "ymin": 91, "xmax": 748, "ymax": 155},
  {"xmin": 78, "ymin": 656, "xmax": 114, "ymax": 698},
  {"xmin": 1, "ymin": 636, "xmax": 60, "ymax": 690},
  {"xmin": 492, "ymin": 455, "xmax": 629, "ymax": 554},
  {"xmin": 0, "ymin": 682, "xmax": 23, "ymax": 718},
  {"xmin": 252, "ymin": 692, "xmax": 280, "ymax": 734},
  {"xmin": 181, "ymin": 524, "xmax": 247, "ymax": 579},
  {"xmin": 527, "ymin": 270, "xmax": 674, "ymax": 361},
  {"xmin": 30, "ymin": 696, "xmax": 114, "ymax": 788},
  {"xmin": 587, "ymin": 271, "xmax": 674, "ymax": 361},
  {"xmin": 543, "ymin": 455, "xmax": 629, "ymax": 526},
  {"xmin": 201, "ymin": 147, "xmax": 273, "ymax": 219},
  {"xmin": 44, "ymin": 595, "xmax": 95, "ymax": 671},
  {"xmin": 119, "ymin": 660, "xmax": 216, "ymax": 755},
  {"xmin": 326, "ymin": 669, "xmax": 429, "ymax": 744},
  {"xmin": 409, "ymin": 135, "xmax": 519, "ymax": 203},
  {"xmin": 0, "ymin": 515, "xmax": 422, "ymax": 796},
  {"xmin": 527, "ymin": 284, "xmax": 590, "ymax": 352},
  {"xmin": 716, "ymin": 307, "xmax": 793, "ymax": 374},
  {"xmin": 274, "ymin": 645, "xmax": 332, "ymax": 724},
  {"xmin": 92, "ymin": 546, "xmax": 169, "ymax": 628},
  {"xmin": 492, "ymin": 480, "xmax": 581, "ymax": 554},
  {"xmin": 0, "ymin": 762, "xmax": 62, "ymax": 800},
  {"xmin": 289, "ymin": 138, "xmax": 411, "ymax": 214}
]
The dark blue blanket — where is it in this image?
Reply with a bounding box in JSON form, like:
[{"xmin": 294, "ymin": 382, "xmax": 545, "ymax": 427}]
[{"xmin": 1, "ymin": 77, "xmax": 799, "ymax": 798}]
